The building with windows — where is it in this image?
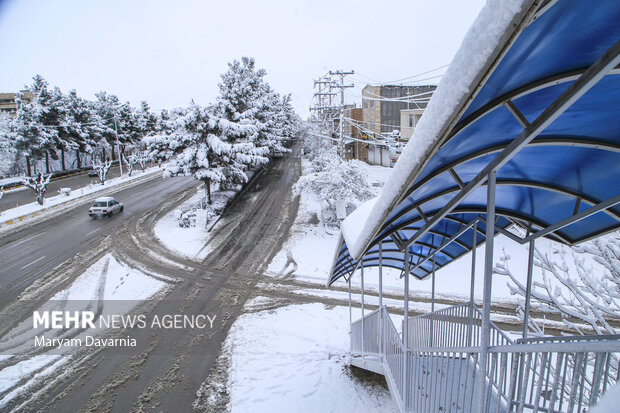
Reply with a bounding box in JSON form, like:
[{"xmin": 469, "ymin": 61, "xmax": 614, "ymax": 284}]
[
  {"xmin": 361, "ymin": 84, "xmax": 436, "ymax": 137},
  {"xmin": 0, "ymin": 92, "xmax": 35, "ymax": 115},
  {"xmin": 399, "ymin": 108, "xmax": 424, "ymax": 141}
]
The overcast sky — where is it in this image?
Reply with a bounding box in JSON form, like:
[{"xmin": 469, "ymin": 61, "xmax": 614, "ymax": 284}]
[{"xmin": 0, "ymin": 0, "xmax": 485, "ymax": 118}]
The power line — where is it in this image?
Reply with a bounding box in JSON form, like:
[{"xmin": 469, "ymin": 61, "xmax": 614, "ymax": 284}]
[
  {"xmin": 371, "ymin": 64, "xmax": 449, "ymax": 85},
  {"xmin": 344, "ymin": 117, "xmax": 416, "ymax": 131},
  {"xmin": 342, "ymin": 118, "xmax": 404, "ymax": 140},
  {"xmin": 360, "ymin": 88, "xmax": 435, "ymax": 101},
  {"xmin": 308, "ymin": 131, "xmax": 383, "ymax": 145},
  {"xmin": 344, "ymin": 90, "xmax": 432, "ymax": 104}
]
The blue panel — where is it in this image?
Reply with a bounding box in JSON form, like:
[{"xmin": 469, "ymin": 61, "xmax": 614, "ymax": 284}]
[
  {"xmin": 463, "ymin": 0, "xmax": 620, "ymax": 118},
  {"xmin": 414, "ymin": 105, "xmax": 520, "ymax": 186}
]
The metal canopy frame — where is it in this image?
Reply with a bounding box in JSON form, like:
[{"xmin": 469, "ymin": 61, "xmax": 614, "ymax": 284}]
[
  {"xmin": 406, "ymin": 38, "xmax": 620, "ymax": 248},
  {"xmin": 330, "ymin": 37, "xmax": 620, "ymax": 286},
  {"xmin": 342, "ymin": 3, "xmax": 620, "ymax": 412}
]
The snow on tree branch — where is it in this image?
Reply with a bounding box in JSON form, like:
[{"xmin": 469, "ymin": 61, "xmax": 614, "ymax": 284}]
[
  {"xmin": 23, "ymin": 172, "xmax": 53, "ymax": 205},
  {"xmin": 93, "ymin": 160, "xmax": 112, "ymax": 185},
  {"xmin": 122, "ymin": 154, "xmax": 134, "ymax": 177},
  {"xmin": 494, "ymin": 232, "xmax": 620, "ymax": 336},
  {"xmin": 293, "ymin": 128, "xmax": 373, "ymax": 222}
]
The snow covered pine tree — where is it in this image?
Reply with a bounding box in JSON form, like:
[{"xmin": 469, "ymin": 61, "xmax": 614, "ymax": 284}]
[
  {"xmin": 163, "ymin": 103, "xmax": 268, "ymax": 204},
  {"xmin": 216, "ymin": 57, "xmax": 299, "ymax": 156}
]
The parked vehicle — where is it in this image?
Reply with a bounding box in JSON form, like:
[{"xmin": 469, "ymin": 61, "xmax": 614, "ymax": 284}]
[
  {"xmin": 89, "ymin": 196, "xmax": 123, "ymax": 218},
  {"xmin": 88, "ymin": 169, "xmax": 98, "ymax": 177}
]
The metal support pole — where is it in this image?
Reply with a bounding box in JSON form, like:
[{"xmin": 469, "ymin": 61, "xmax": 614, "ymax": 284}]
[
  {"xmin": 361, "ymin": 259, "xmax": 365, "ymax": 356},
  {"xmin": 430, "ymin": 254, "xmax": 436, "ymax": 346},
  {"xmin": 477, "ymin": 170, "xmax": 496, "ymax": 413},
  {"xmin": 348, "ymin": 277, "xmax": 352, "ymax": 326},
  {"xmin": 468, "ymin": 227, "xmax": 477, "ymax": 346},
  {"xmin": 431, "ymin": 254, "xmax": 436, "ymax": 313},
  {"xmin": 348, "ymin": 276, "xmax": 352, "ymax": 352},
  {"xmin": 379, "ymin": 242, "xmax": 384, "ymax": 359},
  {"xmin": 470, "ymin": 225, "xmax": 478, "ymax": 303},
  {"xmin": 379, "ymin": 244, "xmax": 383, "ymax": 308},
  {"xmin": 403, "ymin": 249, "xmax": 410, "ymax": 410},
  {"xmin": 522, "ymin": 239, "xmax": 535, "ymax": 339}
]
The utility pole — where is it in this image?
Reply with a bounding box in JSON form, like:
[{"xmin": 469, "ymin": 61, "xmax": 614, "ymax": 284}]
[
  {"xmin": 329, "ymin": 70, "xmax": 354, "ymax": 159},
  {"xmin": 310, "ymin": 74, "xmax": 337, "ymax": 133}
]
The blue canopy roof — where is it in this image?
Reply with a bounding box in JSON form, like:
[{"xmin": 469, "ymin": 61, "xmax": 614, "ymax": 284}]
[{"xmin": 330, "ymin": 0, "xmax": 620, "ymax": 285}]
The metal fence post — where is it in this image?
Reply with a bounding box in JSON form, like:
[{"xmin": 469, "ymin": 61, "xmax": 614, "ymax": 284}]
[
  {"xmin": 403, "ymin": 249, "xmax": 410, "ymax": 410},
  {"xmin": 348, "ymin": 276, "xmax": 352, "ymax": 353},
  {"xmin": 431, "ymin": 254, "xmax": 436, "ymax": 347},
  {"xmin": 361, "ymin": 258, "xmax": 365, "ymax": 357},
  {"xmin": 523, "ymin": 239, "xmax": 535, "ymax": 339},
  {"xmin": 379, "ymin": 242, "xmax": 384, "ymax": 360},
  {"xmin": 468, "ymin": 224, "xmax": 477, "ymax": 347},
  {"xmin": 477, "ymin": 170, "xmax": 496, "ymax": 413}
]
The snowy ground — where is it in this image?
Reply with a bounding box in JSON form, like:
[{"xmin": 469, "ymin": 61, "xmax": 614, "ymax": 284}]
[
  {"xmin": 154, "ymin": 185, "xmax": 240, "ymax": 260},
  {"xmin": 0, "ymin": 167, "xmax": 161, "ymax": 226},
  {"xmin": 154, "ymin": 188, "xmax": 211, "ymax": 261},
  {"xmin": 0, "ymin": 254, "xmax": 171, "ymax": 409},
  {"xmin": 195, "ymin": 297, "xmax": 395, "ymax": 412}
]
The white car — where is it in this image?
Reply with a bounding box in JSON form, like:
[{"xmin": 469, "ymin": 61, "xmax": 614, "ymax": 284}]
[{"xmin": 89, "ymin": 196, "xmax": 124, "ymax": 218}]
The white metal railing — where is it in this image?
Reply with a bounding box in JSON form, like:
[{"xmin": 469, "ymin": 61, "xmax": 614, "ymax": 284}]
[
  {"xmin": 351, "ymin": 306, "xmax": 405, "ymax": 410},
  {"xmin": 351, "ymin": 307, "xmax": 381, "ymax": 354},
  {"xmin": 406, "ymin": 301, "xmax": 514, "ymax": 349},
  {"xmin": 383, "ymin": 307, "xmax": 405, "ymax": 407},
  {"xmin": 503, "ymin": 335, "xmax": 620, "ymax": 412},
  {"xmin": 349, "ymin": 302, "xmax": 620, "ymax": 413}
]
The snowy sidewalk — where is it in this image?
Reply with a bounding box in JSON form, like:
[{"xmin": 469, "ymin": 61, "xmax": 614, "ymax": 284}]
[{"xmin": 194, "ymin": 298, "xmax": 396, "ymax": 412}]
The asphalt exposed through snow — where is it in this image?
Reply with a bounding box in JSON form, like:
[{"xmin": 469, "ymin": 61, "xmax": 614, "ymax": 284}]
[
  {"xmin": 1, "ymin": 144, "xmax": 302, "ymax": 412},
  {"xmin": 0, "ymin": 172, "xmax": 197, "ymax": 309}
]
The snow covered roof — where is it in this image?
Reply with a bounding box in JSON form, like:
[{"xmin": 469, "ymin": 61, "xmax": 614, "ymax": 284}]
[{"xmin": 331, "ymin": 0, "xmax": 620, "ymax": 285}]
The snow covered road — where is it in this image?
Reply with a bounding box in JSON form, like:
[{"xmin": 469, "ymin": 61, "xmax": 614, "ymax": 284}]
[
  {"xmin": 0, "ymin": 173, "xmax": 197, "ymax": 308},
  {"xmin": 1, "ymin": 143, "xmax": 302, "ymax": 411}
]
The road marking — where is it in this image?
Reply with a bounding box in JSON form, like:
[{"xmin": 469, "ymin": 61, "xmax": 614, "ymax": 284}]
[
  {"xmin": 14, "ymin": 231, "xmax": 47, "ymax": 246},
  {"xmin": 86, "ymin": 228, "xmax": 101, "ymax": 236},
  {"xmin": 21, "ymin": 255, "xmax": 46, "ymax": 270}
]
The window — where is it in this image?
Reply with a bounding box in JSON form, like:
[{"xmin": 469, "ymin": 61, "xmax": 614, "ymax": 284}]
[
  {"xmin": 409, "ymin": 114, "xmax": 414, "ymax": 128},
  {"xmin": 370, "ymin": 100, "xmax": 374, "ymax": 108}
]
